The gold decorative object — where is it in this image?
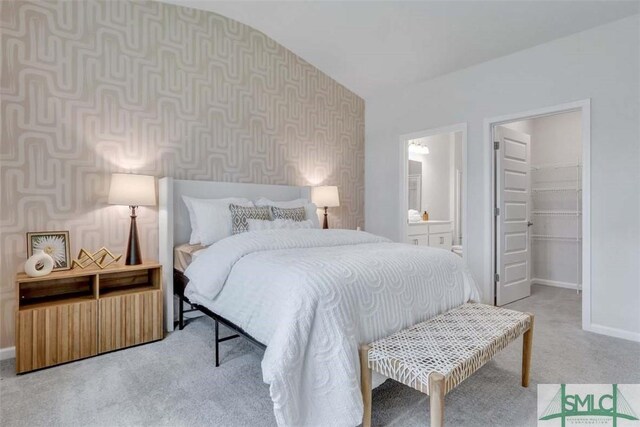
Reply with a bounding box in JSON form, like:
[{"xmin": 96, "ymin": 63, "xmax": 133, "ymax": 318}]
[{"xmin": 71, "ymin": 247, "xmax": 122, "ymax": 269}]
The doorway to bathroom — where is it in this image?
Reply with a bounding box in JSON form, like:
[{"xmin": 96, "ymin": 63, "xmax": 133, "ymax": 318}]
[
  {"xmin": 488, "ymin": 100, "xmax": 591, "ymax": 331},
  {"xmin": 399, "ymin": 123, "xmax": 467, "ymax": 261}
]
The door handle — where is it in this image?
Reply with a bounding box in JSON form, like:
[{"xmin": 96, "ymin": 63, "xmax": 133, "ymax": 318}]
[
  {"xmin": 413, "ymin": 239, "xmax": 418, "ymax": 245},
  {"xmin": 527, "ymin": 221, "xmax": 534, "ymax": 227},
  {"xmin": 440, "ymin": 236, "xmax": 444, "ymax": 244}
]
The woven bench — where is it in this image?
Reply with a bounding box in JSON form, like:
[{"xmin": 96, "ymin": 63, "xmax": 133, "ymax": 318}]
[{"xmin": 359, "ymin": 303, "xmax": 534, "ymax": 427}]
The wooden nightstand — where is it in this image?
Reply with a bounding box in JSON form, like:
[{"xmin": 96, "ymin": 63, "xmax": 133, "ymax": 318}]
[{"xmin": 15, "ymin": 262, "xmax": 163, "ymax": 373}]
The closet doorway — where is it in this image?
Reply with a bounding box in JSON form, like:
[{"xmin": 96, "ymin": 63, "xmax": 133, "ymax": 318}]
[{"xmin": 488, "ymin": 100, "xmax": 591, "ymax": 330}]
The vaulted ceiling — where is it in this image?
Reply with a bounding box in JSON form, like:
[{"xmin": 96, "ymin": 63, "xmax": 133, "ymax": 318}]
[{"xmin": 162, "ymin": 1, "xmax": 639, "ymax": 99}]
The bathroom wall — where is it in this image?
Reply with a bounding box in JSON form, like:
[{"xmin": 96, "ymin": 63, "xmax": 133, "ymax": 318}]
[
  {"xmin": 409, "ymin": 134, "xmax": 452, "ymax": 220},
  {"xmin": 452, "ymin": 132, "xmax": 463, "ymax": 245}
]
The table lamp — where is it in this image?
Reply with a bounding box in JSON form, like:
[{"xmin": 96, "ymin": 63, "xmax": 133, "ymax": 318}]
[
  {"xmin": 311, "ymin": 186, "xmax": 340, "ymax": 229},
  {"xmin": 108, "ymin": 173, "xmax": 156, "ymax": 265}
]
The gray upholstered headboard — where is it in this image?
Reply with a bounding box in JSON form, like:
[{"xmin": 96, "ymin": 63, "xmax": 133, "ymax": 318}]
[{"xmin": 158, "ymin": 177, "xmax": 311, "ymax": 331}]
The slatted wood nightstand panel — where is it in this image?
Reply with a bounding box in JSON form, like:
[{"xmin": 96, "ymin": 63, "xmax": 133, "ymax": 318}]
[
  {"xmin": 98, "ymin": 289, "xmax": 163, "ymax": 353},
  {"xmin": 15, "ymin": 262, "xmax": 163, "ymax": 373},
  {"xmin": 16, "ymin": 300, "xmax": 98, "ymax": 373}
]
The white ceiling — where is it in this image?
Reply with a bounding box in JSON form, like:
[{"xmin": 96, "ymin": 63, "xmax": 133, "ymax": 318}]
[{"xmin": 161, "ymin": 1, "xmax": 639, "ymax": 99}]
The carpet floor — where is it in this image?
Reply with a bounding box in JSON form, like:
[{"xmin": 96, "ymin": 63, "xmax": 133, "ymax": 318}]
[{"xmin": 1, "ymin": 284, "xmax": 639, "ymax": 426}]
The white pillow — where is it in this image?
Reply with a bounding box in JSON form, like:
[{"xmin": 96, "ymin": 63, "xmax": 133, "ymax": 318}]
[
  {"xmin": 182, "ymin": 196, "xmax": 200, "ymax": 244},
  {"xmin": 254, "ymin": 197, "xmax": 321, "ymax": 228},
  {"xmin": 182, "ymin": 196, "xmax": 254, "ymax": 245},
  {"xmin": 247, "ymin": 218, "xmax": 314, "ymax": 231}
]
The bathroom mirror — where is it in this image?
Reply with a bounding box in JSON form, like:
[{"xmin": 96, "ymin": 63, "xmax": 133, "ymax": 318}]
[{"xmin": 408, "ymin": 160, "xmax": 422, "ymax": 211}]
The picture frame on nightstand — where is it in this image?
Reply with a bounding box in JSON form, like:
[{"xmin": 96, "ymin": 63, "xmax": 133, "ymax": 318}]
[{"xmin": 26, "ymin": 230, "xmax": 71, "ymax": 271}]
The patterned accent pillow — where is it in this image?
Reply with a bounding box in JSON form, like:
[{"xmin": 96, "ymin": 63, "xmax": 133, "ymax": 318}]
[
  {"xmin": 229, "ymin": 204, "xmax": 271, "ymax": 234},
  {"xmin": 247, "ymin": 218, "xmax": 315, "ymax": 231},
  {"xmin": 271, "ymin": 206, "xmax": 306, "ymax": 222}
]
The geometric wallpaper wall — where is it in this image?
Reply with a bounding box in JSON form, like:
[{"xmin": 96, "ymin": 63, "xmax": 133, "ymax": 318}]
[{"xmin": 0, "ymin": 0, "xmax": 364, "ymax": 349}]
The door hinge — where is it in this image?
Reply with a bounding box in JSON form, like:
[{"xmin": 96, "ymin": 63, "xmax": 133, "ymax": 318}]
[
  {"xmin": 494, "ymin": 207, "xmax": 500, "ymax": 216},
  {"xmin": 494, "ymin": 140, "xmax": 500, "ymax": 150},
  {"xmin": 495, "ymin": 273, "xmax": 500, "ymax": 283}
]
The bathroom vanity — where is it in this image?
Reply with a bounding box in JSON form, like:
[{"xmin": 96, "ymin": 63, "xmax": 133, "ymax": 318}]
[{"xmin": 407, "ymin": 220, "xmax": 453, "ymax": 250}]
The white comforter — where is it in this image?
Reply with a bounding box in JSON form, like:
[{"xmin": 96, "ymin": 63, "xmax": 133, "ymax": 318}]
[{"xmin": 185, "ymin": 229, "xmax": 479, "ymax": 427}]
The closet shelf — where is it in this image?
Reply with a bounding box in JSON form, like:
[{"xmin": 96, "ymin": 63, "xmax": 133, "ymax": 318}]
[
  {"xmin": 531, "ymin": 235, "xmax": 582, "ymax": 241},
  {"xmin": 530, "ymin": 163, "xmax": 582, "ymax": 171},
  {"xmin": 531, "ymin": 210, "xmax": 581, "ymax": 216},
  {"xmin": 529, "ymin": 158, "xmax": 582, "ymax": 294},
  {"xmin": 531, "ymin": 187, "xmax": 581, "ymax": 193}
]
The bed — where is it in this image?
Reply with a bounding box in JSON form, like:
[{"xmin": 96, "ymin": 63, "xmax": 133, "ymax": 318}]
[{"xmin": 159, "ymin": 177, "xmax": 479, "ymax": 427}]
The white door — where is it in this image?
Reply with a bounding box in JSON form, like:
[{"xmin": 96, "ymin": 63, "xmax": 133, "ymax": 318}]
[{"xmin": 495, "ymin": 126, "xmax": 531, "ymax": 305}]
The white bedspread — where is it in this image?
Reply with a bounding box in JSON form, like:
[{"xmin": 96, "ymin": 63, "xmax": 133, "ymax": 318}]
[{"xmin": 185, "ymin": 229, "xmax": 479, "ymax": 427}]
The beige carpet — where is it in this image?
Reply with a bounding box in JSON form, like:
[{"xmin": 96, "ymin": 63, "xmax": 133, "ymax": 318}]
[{"xmin": 2, "ymin": 285, "xmax": 639, "ymax": 426}]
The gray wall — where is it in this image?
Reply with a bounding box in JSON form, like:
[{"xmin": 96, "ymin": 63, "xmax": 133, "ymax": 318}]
[{"xmin": 366, "ymin": 16, "xmax": 640, "ymax": 338}]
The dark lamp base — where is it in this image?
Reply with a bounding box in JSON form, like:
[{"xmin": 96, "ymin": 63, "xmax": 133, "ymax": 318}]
[
  {"xmin": 126, "ymin": 206, "xmax": 142, "ymax": 265},
  {"xmin": 323, "ymin": 206, "xmax": 329, "ymax": 229}
]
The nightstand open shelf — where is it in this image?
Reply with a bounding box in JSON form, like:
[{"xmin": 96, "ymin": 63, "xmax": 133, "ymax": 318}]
[
  {"xmin": 19, "ymin": 275, "xmax": 97, "ymax": 309},
  {"xmin": 15, "ymin": 262, "xmax": 163, "ymax": 373},
  {"xmin": 98, "ymin": 267, "xmax": 160, "ymax": 297}
]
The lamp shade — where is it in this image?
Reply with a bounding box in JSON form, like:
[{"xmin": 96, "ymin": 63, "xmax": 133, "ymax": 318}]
[
  {"xmin": 108, "ymin": 173, "xmax": 156, "ymax": 206},
  {"xmin": 311, "ymin": 186, "xmax": 340, "ymax": 208}
]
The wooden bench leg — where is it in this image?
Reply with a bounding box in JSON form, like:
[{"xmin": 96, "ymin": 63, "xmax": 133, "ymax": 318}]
[
  {"xmin": 522, "ymin": 314, "xmax": 534, "ymax": 387},
  {"xmin": 359, "ymin": 344, "xmax": 372, "ymax": 427},
  {"xmin": 429, "ymin": 372, "xmax": 445, "ymax": 427}
]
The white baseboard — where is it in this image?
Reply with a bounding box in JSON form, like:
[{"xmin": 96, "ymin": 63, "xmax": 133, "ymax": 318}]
[
  {"xmin": 586, "ymin": 323, "xmax": 640, "ymax": 343},
  {"xmin": 532, "ymin": 279, "xmax": 639, "ymax": 342},
  {"xmin": 0, "ymin": 346, "xmax": 15, "ymax": 361},
  {"xmin": 530, "ymin": 279, "xmax": 640, "ymax": 342},
  {"xmin": 532, "ymin": 278, "xmax": 580, "ymax": 290}
]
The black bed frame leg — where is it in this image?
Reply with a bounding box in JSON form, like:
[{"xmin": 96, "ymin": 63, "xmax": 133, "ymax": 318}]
[
  {"xmin": 214, "ymin": 319, "xmax": 220, "ymax": 367},
  {"xmin": 179, "ymin": 298, "xmax": 184, "ymax": 330}
]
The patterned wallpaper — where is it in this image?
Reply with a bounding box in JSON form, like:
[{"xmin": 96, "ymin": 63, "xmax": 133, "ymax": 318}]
[{"xmin": 0, "ymin": 0, "xmax": 364, "ymax": 349}]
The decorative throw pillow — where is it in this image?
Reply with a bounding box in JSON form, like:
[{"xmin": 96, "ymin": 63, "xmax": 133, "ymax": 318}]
[
  {"xmin": 229, "ymin": 204, "xmax": 271, "ymax": 234},
  {"xmin": 254, "ymin": 197, "xmax": 321, "ymax": 228},
  {"xmin": 271, "ymin": 206, "xmax": 307, "ymax": 222},
  {"xmin": 247, "ymin": 218, "xmax": 314, "ymax": 231}
]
